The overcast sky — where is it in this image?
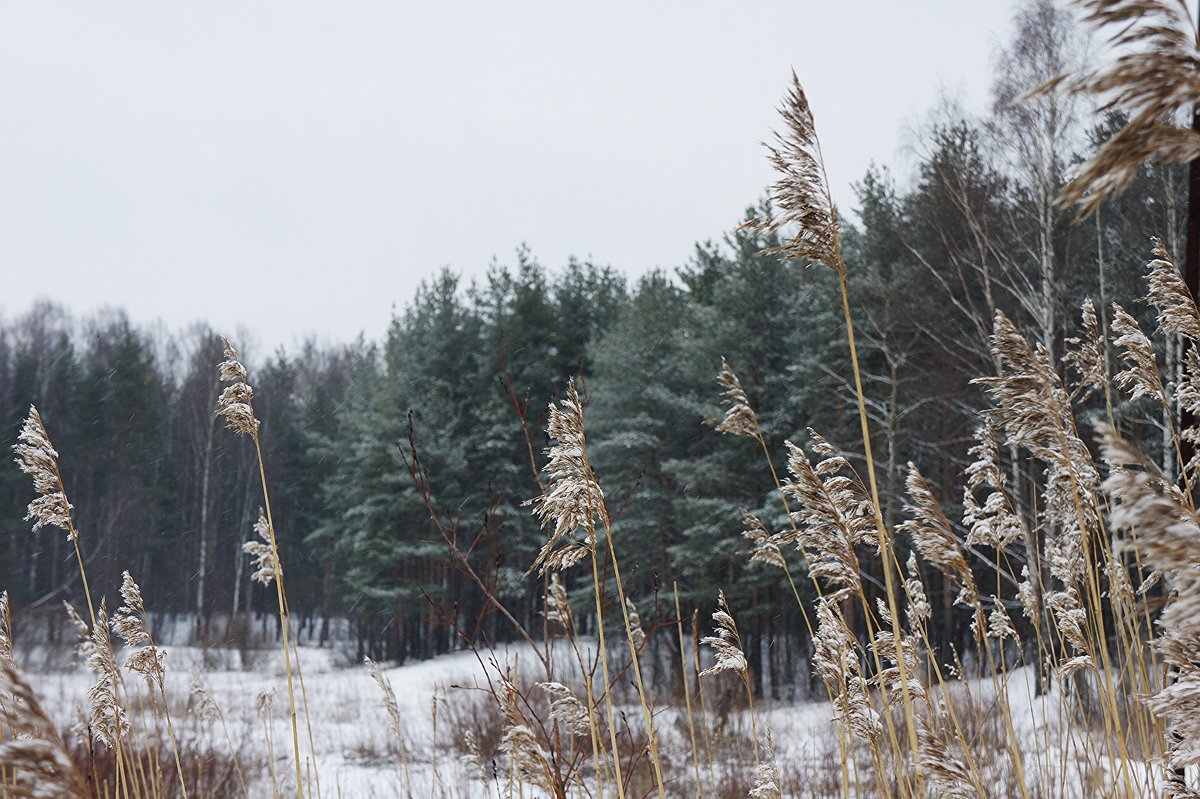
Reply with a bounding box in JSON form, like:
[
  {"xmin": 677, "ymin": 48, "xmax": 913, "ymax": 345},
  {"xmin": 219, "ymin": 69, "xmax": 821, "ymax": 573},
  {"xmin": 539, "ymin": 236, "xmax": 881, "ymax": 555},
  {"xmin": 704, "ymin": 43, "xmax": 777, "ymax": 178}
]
[{"xmin": 0, "ymin": 1, "xmax": 1021, "ymax": 352}]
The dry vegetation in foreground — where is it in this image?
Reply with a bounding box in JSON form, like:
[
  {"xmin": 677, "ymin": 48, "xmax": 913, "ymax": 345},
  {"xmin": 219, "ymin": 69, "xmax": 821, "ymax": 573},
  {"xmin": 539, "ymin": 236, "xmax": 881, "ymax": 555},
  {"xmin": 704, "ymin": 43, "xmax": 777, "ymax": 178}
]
[{"xmin": 4, "ymin": 1, "xmax": 1200, "ymax": 796}]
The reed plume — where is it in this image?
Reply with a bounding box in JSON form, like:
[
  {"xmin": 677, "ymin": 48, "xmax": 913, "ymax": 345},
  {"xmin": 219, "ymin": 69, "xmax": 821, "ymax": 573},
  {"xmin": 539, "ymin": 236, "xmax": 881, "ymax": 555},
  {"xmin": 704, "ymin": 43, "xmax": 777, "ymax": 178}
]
[
  {"xmin": 538, "ymin": 681, "xmax": 591, "ymax": 737},
  {"xmin": 1064, "ymin": 299, "xmax": 1108, "ymax": 399},
  {"xmin": 1111, "ymin": 303, "xmax": 1168, "ymax": 407},
  {"xmin": 781, "ymin": 438, "xmax": 873, "ymax": 600},
  {"xmin": 0, "ymin": 661, "xmax": 88, "ymax": 799},
  {"xmin": 13, "ymin": 406, "xmax": 74, "ymax": 539},
  {"xmin": 1100, "ymin": 424, "xmax": 1200, "ymax": 770},
  {"xmin": 899, "ymin": 463, "xmax": 978, "ymax": 607},
  {"xmin": 543, "ymin": 573, "xmax": 574, "ymax": 632},
  {"xmin": 218, "ymin": 336, "xmax": 307, "ymax": 798},
  {"xmin": 714, "ymin": 356, "xmax": 759, "ymax": 438},
  {"xmin": 499, "ymin": 681, "xmax": 555, "ymax": 795},
  {"xmin": 699, "ymin": 591, "xmax": 748, "ymax": 678},
  {"xmin": 526, "ymin": 379, "xmax": 603, "ymax": 575},
  {"xmin": 1145, "ymin": 237, "xmax": 1200, "ymax": 341},
  {"xmin": 748, "ymin": 733, "xmax": 781, "ymax": 799},
  {"xmin": 13, "ymin": 406, "xmax": 96, "ymax": 627},
  {"xmin": 742, "ymin": 509, "xmax": 787, "ymax": 570},
  {"xmin": 813, "ymin": 597, "xmax": 881, "ymax": 745},
  {"xmin": 747, "ymin": 72, "xmax": 839, "ymax": 269},
  {"xmin": 86, "ymin": 603, "xmax": 127, "ymax": 752},
  {"xmin": 1031, "ymin": 0, "xmax": 1200, "ymax": 216},
  {"xmin": 243, "ymin": 508, "xmax": 278, "ymax": 586}
]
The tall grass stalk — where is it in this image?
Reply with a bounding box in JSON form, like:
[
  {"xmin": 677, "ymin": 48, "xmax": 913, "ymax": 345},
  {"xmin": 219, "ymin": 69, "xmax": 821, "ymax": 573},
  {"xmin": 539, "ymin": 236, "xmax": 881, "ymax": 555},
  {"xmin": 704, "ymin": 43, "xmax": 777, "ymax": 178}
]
[{"xmin": 216, "ymin": 338, "xmax": 306, "ymax": 799}]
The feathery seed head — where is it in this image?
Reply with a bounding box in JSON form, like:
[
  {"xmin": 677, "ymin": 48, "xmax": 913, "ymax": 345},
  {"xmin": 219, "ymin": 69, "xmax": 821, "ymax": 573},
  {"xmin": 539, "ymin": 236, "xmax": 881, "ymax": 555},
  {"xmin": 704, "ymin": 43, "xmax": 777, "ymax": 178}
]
[
  {"xmin": 366, "ymin": 657, "xmax": 407, "ymax": 756},
  {"xmin": 1145, "ymin": 237, "xmax": 1200, "ymax": 341},
  {"xmin": 113, "ymin": 571, "xmax": 165, "ymax": 685},
  {"xmin": 1112, "ymin": 303, "xmax": 1167, "ymax": 406},
  {"xmin": 963, "ymin": 422, "xmax": 1024, "ymax": 550},
  {"xmin": 243, "ymin": 508, "xmax": 278, "ymax": 586},
  {"xmin": 216, "ymin": 338, "xmax": 260, "ymax": 437},
  {"xmin": 499, "ymin": 682, "xmax": 554, "ymax": 793},
  {"xmin": 749, "ymin": 732, "xmax": 782, "ymax": 799},
  {"xmin": 742, "ymin": 509, "xmax": 788, "ymax": 570},
  {"xmin": 1064, "ymin": 298, "xmax": 1108, "ymax": 398},
  {"xmin": 218, "ymin": 337, "xmax": 248, "ymax": 383},
  {"xmin": 904, "ymin": 553, "xmax": 931, "ymax": 624},
  {"xmin": 526, "ymin": 379, "xmax": 605, "ymax": 575},
  {"xmin": 537, "ymin": 681, "xmax": 591, "ymax": 737},
  {"xmin": 782, "ymin": 436, "xmax": 875, "ymax": 600},
  {"xmin": 714, "ymin": 357, "xmax": 759, "ymax": 438},
  {"xmin": 63, "ymin": 602, "xmax": 94, "ymax": 662},
  {"xmin": 544, "ymin": 573, "xmax": 574, "ymax": 631},
  {"xmin": 899, "ymin": 464, "xmax": 978, "ymax": 607},
  {"xmin": 86, "ymin": 603, "xmax": 128, "ymax": 751},
  {"xmin": 1031, "ymin": 0, "xmax": 1200, "ymax": 217},
  {"xmin": 700, "ymin": 591, "xmax": 748, "ymax": 677},
  {"xmin": 13, "ymin": 406, "xmax": 76, "ymax": 541},
  {"xmin": 748, "ymin": 73, "xmax": 840, "ymax": 270},
  {"xmin": 188, "ymin": 674, "xmax": 221, "ymax": 722},
  {"xmin": 625, "ymin": 598, "xmax": 646, "ymax": 650},
  {"xmin": 1100, "ymin": 422, "xmax": 1200, "ymax": 761},
  {"xmin": 916, "ymin": 705, "xmax": 978, "ymax": 799},
  {"xmin": 813, "ymin": 598, "xmax": 881, "ymax": 744},
  {"xmin": 986, "ymin": 598, "xmax": 1020, "ymax": 645},
  {"xmin": 975, "ymin": 310, "xmax": 1099, "ymax": 544}
]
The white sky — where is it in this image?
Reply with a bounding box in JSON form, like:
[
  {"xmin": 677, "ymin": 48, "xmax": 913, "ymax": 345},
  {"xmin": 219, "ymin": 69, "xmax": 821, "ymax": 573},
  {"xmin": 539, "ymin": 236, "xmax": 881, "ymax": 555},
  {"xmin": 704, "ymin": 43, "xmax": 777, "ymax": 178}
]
[{"xmin": 0, "ymin": 1, "xmax": 1020, "ymax": 352}]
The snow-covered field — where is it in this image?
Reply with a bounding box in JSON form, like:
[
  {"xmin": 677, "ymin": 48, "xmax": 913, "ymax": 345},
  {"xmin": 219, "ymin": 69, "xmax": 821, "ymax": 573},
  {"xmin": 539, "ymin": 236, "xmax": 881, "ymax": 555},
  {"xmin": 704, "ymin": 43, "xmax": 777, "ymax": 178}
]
[{"xmin": 16, "ymin": 628, "xmax": 1161, "ymax": 798}]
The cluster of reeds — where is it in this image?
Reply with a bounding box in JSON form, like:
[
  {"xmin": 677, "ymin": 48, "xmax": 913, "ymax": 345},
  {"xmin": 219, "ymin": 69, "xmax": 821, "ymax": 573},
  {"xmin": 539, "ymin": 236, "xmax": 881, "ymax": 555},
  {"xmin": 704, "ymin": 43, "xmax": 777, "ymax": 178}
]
[
  {"xmin": 447, "ymin": 65, "xmax": 1200, "ymax": 799},
  {"xmin": 4, "ymin": 4, "xmax": 1200, "ymax": 796},
  {"xmin": 0, "ymin": 339, "xmax": 304, "ymax": 798}
]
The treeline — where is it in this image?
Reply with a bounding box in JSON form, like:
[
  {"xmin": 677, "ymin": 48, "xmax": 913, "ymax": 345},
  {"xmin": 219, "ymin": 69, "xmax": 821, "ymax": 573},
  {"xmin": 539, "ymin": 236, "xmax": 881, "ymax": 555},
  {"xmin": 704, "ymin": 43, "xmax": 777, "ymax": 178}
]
[{"xmin": 0, "ymin": 0, "xmax": 1187, "ymax": 685}]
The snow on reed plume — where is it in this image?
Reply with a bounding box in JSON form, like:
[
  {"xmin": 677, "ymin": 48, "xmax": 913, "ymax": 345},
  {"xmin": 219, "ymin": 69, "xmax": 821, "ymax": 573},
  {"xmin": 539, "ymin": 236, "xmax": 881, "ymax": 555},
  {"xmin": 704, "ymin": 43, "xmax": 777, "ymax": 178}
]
[
  {"xmin": 625, "ymin": 598, "xmax": 646, "ymax": 649},
  {"xmin": 898, "ymin": 463, "xmax": 978, "ymax": 607},
  {"xmin": 812, "ymin": 597, "xmax": 880, "ymax": 745},
  {"xmin": 746, "ymin": 71, "xmax": 839, "ymax": 269},
  {"xmin": 538, "ymin": 681, "xmax": 591, "ymax": 737},
  {"xmin": 903, "ymin": 553, "xmax": 931, "ymax": 625},
  {"xmin": 499, "ymin": 679, "xmax": 555, "ymax": 794},
  {"xmin": 1111, "ymin": 303, "xmax": 1167, "ymax": 407},
  {"xmin": 113, "ymin": 571, "xmax": 166, "ymax": 687},
  {"xmin": 1064, "ymin": 298, "xmax": 1108, "ymax": 398},
  {"xmin": 243, "ymin": 508, "xmax": 278, "ymax": 586},
  {"xmin": 699, "ymin": 590, "xmax": 748, "ymax": 677},
  {"xmin": 749, "ymin": 733, "xmax": 782, "ymax": 799},
  {"xmin": 86, "ymin": 602, "xmax": 128, "ymax": 751},
  {"xmin": 915, "ymin": 703, "xmax": 978, "ymax": 799},
  {"xmin": 1100, "ymin": 425, "xmax": 1200, "ymax": 771},
  {"xmin": 962, "ymin": 420, "xmax": 1024, "ymax": 550},
  {"xmin": 216, "ymin": 338, "xmax": 259, "ymax": 437},
  {"xmin": 714, "ymin": 356, "xmax": 758, "ymax": 438},
  {"xmin": 781, "ymin": 437, "xmax": 874, "ymax": 600},
  {"xmin": 526, "ymin": 378, "xmax": 603, "ymax": 575},
  {"xmin": 1145, "ymin": 237, "xmax": 1200, "ymax": 341},
  {"xmin": 543, "ymin": 572, "xmax": 574, "ymax": 631},
  {"xmin": 13, "ymin": 406, "xmax": 74, "ymax": 540},
  {"xmin": 0, "ymin": 660, "xmax": 88, "ymax": 798}
]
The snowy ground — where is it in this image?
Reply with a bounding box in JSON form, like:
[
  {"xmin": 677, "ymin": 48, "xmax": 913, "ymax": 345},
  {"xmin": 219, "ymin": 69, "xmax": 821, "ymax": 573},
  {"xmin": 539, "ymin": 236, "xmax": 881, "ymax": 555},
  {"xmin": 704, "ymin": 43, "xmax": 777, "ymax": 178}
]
[{"xmin": 15, "ymin": 628, "xmax": 1165, "ymax": 798}]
